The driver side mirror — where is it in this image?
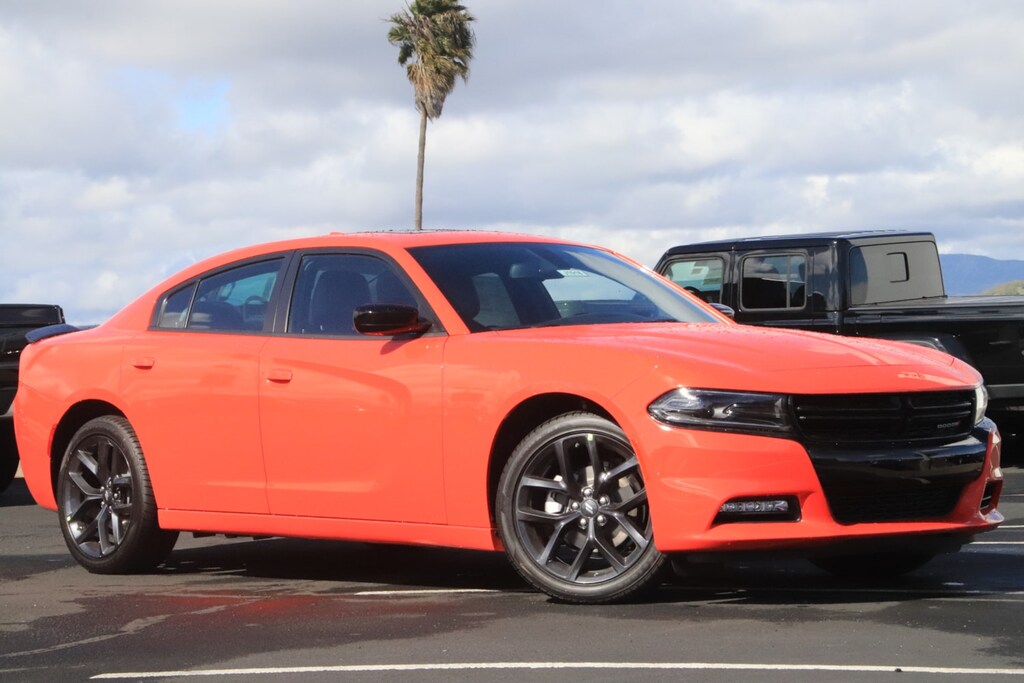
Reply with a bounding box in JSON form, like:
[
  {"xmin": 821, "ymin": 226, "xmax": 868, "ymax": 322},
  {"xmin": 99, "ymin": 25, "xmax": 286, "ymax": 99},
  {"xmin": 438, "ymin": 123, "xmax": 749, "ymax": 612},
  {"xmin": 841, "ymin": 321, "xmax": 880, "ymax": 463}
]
[
  {"xmin": 354, "ymin": 304, "xmax": 432, "ymax": 336},
  {"xmin": 710, "ymin": 303, "xmax": 735, "ymax": 319}
]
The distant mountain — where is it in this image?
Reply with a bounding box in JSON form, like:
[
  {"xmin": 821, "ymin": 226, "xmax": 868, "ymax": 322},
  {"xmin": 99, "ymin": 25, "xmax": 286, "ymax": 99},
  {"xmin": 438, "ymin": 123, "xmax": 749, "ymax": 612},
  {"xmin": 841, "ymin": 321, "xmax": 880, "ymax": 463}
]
[{"xmin": 939, "ymin": 254, "xmax": 1024, "ymax": 295}]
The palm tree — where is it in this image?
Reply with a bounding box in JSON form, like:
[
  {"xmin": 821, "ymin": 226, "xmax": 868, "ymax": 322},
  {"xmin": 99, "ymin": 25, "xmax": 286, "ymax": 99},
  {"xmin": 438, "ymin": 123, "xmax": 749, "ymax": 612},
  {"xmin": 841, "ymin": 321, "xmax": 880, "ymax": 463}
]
[{"xmin": 387, "ymin": 0, "xmax": 475, "ymax": 230}]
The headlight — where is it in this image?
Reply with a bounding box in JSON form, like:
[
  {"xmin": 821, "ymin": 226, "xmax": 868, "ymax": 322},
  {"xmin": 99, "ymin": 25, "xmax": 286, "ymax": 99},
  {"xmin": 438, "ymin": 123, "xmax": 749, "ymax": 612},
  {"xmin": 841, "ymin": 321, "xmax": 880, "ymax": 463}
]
[
  {"xmin": 974, "ymin": 384, "xmax": 988, "ymax": 425},
  {"xmin": 648, "ymin": 388, "xmax": 793, "ymax": 435}
]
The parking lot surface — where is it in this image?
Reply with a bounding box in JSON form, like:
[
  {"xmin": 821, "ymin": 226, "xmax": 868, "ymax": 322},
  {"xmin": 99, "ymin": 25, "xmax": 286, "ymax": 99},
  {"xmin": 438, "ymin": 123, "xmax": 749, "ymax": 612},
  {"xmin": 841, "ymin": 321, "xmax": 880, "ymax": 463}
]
[{"xmin": 2, "ymin": 467, "xmax": 1022, "ymax": 682}]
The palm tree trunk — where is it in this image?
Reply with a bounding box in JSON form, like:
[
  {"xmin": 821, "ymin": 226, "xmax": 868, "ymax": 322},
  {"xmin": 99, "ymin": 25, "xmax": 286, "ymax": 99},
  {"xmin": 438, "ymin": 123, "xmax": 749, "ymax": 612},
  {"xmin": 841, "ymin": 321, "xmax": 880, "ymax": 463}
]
[{"xmin": 415, "ymin": 107, "xmax": 427, "ymax": 230}]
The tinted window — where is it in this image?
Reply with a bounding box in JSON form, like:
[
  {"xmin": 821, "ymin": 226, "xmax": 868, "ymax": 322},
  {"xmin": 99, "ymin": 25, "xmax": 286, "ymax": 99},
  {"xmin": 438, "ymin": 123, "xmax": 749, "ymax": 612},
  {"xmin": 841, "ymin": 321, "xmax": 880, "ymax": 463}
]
[
  {"xmin": 155, "ymin": 284, "xmax": 197, "ymax": 329},
  {"xmin": 288, "ymin": 253, "xmax": 422, "ymax": 336},
  {"xmin": 664, "ymin": 257, "xmax": 724, "ymax": 303},
  {"xmin": 411, "ymin": 242, "xmax": 719, "ymax": 331},
  {"xmin": 741, "ymin": 253, "xmax": 806, "ymax": 310},
  {"xmin": 186, "ymin": 259, "xmax": 283, "ymax": 332},
  {"xmin": 849, "ymin": 242, "xmax": 944, "ymax": 305}
]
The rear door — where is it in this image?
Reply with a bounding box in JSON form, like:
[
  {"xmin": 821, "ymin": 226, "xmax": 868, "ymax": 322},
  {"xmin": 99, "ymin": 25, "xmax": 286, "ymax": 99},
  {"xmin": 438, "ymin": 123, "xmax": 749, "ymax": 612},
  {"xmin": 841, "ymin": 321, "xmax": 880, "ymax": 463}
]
[{"xmin": 121, "ymin": 256, "xmax": 287, "ymax": 514}]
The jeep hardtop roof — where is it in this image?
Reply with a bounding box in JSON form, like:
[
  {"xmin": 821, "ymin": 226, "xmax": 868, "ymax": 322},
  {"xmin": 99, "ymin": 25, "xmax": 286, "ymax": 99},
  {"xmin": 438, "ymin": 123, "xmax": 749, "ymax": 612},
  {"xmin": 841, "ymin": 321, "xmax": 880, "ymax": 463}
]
[{"xmin": 661, "ymin": 230, "xmax": 936, "ymax": 257}]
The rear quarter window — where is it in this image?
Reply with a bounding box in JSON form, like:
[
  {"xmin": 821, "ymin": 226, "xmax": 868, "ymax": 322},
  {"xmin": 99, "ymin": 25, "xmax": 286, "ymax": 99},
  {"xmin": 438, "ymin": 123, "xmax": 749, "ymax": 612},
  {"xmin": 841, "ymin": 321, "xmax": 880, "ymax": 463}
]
[{"xmin": 849, "ymin": 242, "xmax": 944, "ymax": 305}]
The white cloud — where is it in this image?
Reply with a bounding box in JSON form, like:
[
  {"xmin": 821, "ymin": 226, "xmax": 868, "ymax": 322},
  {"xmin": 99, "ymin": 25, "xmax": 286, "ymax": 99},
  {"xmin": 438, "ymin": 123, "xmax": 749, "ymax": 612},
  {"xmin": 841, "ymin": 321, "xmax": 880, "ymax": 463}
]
[{"xmin": 1, "ymin": 0, "xmax": 1023, "ymax": 323}]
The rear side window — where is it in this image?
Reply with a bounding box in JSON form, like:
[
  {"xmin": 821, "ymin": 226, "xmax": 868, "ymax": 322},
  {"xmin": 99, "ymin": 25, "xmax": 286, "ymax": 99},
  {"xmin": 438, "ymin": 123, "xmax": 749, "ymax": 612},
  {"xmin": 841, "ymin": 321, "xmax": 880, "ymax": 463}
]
[
  {"xmin": 153, "ymin": 258, "xmax": 284, "ymax": 332},
  {"xmin": 849, "ymin": 242, "xmax": 944, "ymax": 305},
  {"xmin": 740, "ymin": 253, "xmax": 806, "ymax": 310},
  {"xmin": 664, "ymin": 257, "xmax": 724, "ymax": 303}
]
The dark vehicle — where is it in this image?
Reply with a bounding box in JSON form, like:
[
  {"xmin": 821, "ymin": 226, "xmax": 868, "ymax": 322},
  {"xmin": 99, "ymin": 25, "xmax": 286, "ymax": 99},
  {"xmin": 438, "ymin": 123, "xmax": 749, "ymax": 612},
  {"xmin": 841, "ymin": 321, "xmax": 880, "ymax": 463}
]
[
  {"xmin": 1, "ymin": 304, "xmax": 65, "ymax": 492},
  {"xmin": 655, "ymin": 231, "xmax": 1024, "ymax": 447}
]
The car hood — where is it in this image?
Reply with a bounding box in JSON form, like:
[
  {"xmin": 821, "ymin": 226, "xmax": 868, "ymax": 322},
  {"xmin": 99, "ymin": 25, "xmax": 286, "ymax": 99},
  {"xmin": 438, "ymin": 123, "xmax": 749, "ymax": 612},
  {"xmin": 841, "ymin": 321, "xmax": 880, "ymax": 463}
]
[{"xmin": 486, "ymin": 322, "xmax": 974, "ymax": 396}]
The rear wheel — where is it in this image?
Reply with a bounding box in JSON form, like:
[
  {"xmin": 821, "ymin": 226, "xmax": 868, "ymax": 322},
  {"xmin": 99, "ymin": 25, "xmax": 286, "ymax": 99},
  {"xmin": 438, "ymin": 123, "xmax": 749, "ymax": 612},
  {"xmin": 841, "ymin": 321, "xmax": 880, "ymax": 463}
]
[
  {"xmin": 811, "ymin": 552, "xmax": 935, "ymax": 581},
  {"xmin": 57, "ymin": 416, "xmax": 177, "ymax": 573},
  {"xmin": 496, "ymin": 412, "xmax": 664, "ymax": 603}
]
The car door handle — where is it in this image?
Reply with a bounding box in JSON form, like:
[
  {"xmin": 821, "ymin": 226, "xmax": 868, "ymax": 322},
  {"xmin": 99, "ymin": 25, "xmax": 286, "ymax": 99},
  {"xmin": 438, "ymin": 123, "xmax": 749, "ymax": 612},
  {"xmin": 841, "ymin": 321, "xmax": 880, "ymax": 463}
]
[
  {"xmin": 131, "ymin": 357, "xmax": 156, "ymax": 370},
  {"xmin": 267, "ymin": 369, "xmax": 293, "ymax": 383}
]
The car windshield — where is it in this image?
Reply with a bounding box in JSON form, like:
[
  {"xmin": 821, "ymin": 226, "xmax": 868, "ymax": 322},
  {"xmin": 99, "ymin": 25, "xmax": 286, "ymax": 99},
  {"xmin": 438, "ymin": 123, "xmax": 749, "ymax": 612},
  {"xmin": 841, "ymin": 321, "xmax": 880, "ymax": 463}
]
[{"xmin": 410, "ymin": 242, "xmax": 720, "ymax": 332}]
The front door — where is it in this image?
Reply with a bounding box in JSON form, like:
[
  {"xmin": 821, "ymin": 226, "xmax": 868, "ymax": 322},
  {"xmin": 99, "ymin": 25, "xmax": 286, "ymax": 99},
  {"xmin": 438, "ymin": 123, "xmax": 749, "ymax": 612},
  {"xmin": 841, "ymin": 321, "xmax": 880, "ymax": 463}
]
[{"xmin": 258, "ymin": 252, "xmax": 446, "ymax": 523}]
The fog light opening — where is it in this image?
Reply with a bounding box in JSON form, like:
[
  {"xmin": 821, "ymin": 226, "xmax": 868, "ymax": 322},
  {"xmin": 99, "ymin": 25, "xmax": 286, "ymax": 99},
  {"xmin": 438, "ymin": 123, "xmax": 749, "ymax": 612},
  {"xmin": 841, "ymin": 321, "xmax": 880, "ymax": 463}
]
[
  {"xmin": 714, "ymin": 497, "xmax": 800, "ymax": 524},
  {"xmin": 980, "ymin": 481, "xmax": 1002, "ymax": 513}
]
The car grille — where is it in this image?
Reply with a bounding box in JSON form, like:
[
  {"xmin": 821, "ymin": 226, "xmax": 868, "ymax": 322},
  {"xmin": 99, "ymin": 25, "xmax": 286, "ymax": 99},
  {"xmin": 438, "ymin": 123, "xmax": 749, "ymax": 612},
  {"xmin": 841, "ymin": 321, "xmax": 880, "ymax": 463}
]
[
  {"xmin": 791, "ymin": 390, "xmax": 975, "ymax": 446},
  {"xmin": 823, "ymin": 482, "xmax": 964, "ymax": 524}
]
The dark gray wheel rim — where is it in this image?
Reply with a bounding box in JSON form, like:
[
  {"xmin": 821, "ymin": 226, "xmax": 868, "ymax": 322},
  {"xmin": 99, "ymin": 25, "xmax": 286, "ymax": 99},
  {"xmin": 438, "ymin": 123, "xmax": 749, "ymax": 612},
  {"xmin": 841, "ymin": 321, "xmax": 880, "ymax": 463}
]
[
  {"xmin": 514, "ymin": 430, "xmax": 652, "ymax": 585},
  {"xmin": 61, "ymin": 435, "xmax": 135, "ymax": 559}
]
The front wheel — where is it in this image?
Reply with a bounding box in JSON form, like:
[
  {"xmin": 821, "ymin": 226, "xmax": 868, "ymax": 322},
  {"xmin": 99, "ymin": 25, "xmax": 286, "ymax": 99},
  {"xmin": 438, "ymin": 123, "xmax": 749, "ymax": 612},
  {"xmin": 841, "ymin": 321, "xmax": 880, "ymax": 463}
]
[
  {"xmin": 496, "ymin": 412, "xmax": 665, "ymax": 603},
  {"xmin": 57, "ymin": 416, "xmax": 178, "ymax": 573}
]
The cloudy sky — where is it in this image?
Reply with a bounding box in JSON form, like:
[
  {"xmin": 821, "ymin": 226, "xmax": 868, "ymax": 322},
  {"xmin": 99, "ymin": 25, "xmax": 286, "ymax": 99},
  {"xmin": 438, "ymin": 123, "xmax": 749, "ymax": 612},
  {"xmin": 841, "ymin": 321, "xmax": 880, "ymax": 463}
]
[{"xmin": 2, "ymin": 1, "xmax": 1023, "ymax": 323}]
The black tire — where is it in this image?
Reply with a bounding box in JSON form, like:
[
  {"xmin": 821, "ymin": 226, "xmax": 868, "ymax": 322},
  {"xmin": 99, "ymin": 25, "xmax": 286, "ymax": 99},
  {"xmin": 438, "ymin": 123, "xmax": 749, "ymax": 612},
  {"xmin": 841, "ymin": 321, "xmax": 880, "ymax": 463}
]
[
  {"xmin": 810, "ymin": 552, "xmax": 935, "ymax": 581},
  {"xmin": 57, "ymin": 416, "xmax": 178, "ymax": 573},
  {"xmin": 496, "ymin": 412, "xmax": 665, "ymax": 603},
  {"xmin": 0, "ymin": 420, "xmax": 19, "ymax": 494}
]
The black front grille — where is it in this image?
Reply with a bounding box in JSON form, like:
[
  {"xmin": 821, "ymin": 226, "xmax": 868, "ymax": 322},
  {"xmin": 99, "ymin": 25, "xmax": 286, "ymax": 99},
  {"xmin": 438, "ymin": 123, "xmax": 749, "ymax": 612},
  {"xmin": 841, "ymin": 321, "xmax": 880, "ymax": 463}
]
[
  {"xmin": 792, "ymin": 390, "xmax": 975, "ymax": 446},
  {"xmin": 824, "ymin": 483, "xmax": 963, "ymax": 524}
]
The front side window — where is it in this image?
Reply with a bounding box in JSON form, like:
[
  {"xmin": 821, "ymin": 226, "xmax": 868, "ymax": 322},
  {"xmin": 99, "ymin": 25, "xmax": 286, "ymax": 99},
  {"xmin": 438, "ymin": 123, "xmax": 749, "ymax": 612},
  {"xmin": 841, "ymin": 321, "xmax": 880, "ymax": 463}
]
[
  {"xmin": 411, "ymin": 242, "xmax": 719, "ymax": 332},
  {"xmin": 664, "ymin": 257, "xmax": 724, "ymax": 303},
  {"xmin": 288, "ymin": 253, "xmax": 424, "ymax": 336},
  {"xmin": 740, "ymin": 253, "xmax": 806, "ymax": 310}
]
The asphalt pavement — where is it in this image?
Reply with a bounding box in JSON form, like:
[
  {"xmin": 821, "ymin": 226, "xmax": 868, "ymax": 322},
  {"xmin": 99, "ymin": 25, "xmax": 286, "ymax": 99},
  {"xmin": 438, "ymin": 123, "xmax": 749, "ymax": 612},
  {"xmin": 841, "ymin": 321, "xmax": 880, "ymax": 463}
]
[{"xmin": 2, "ymin": 467, "xmax": 1022, "ymax": 682}]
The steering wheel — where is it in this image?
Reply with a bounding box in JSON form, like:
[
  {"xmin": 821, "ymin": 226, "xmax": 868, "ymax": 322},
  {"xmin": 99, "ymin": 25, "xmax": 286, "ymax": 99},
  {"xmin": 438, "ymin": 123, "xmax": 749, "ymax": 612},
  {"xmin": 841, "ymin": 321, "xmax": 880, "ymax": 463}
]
[{"xmin": 242, "ymin": 296, "xmax": 266, "ymax": 324}]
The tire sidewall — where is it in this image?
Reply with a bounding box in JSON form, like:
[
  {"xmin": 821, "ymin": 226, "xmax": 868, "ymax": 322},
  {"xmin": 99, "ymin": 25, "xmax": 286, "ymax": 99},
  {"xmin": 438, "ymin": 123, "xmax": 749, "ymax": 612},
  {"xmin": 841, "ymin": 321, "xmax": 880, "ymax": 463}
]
[
  {"xmin": 496, "ymin": 412, "xmax": 664, "ymax": 603},
  {"xmin": 57, "ymin": 416, "xmax": 168, "ymax": 574}
]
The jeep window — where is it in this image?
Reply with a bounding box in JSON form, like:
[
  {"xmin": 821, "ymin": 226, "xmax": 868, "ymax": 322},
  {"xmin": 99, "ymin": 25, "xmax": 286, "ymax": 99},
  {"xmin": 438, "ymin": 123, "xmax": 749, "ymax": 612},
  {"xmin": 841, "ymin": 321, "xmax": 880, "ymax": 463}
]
[
  {"xmin": 849, "ymin": 242, "xmax": 944, "ymax": 305},
  {"xmin": 664, "ymin": 257, "xmax": 724, "ymax": 303},
  {"xmin": 740, "ymin": 254, "xmax": 806, "ymax": 310}
]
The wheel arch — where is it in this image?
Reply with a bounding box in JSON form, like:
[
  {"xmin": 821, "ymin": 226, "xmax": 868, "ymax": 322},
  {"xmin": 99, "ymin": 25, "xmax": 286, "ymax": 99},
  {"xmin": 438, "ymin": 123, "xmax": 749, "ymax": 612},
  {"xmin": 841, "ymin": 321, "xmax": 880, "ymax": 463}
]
[
  {"xmin": 486, "ymin": 392, "xmax": 616, "ymax": 524},
  {"xmin": 50, "ymin": 400, "xmax": 126, "ymax": 496}
]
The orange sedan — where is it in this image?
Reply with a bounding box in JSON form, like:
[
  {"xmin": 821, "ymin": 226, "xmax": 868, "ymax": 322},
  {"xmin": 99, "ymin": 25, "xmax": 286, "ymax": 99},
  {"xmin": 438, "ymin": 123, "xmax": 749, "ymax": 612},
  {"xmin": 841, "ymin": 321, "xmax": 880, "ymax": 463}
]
[{"xmin": 15, "ymin": 231, "xmax": 1003, "ymax": 603}]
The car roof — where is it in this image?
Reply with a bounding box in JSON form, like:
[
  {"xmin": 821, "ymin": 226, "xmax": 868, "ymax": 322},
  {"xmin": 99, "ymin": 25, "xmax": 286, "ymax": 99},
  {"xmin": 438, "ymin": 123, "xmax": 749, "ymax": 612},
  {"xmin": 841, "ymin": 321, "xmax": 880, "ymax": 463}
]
[
  {"xmin": 216, "ymin": 229, "xmax": 568, "ymax": 259},
  {"xmin": 182, "ymin": 230, "xmax": 575, "ymax": 275},
  {"xmin": 661, "ymin": 230, "xmax": 936, "ymax": 256}
]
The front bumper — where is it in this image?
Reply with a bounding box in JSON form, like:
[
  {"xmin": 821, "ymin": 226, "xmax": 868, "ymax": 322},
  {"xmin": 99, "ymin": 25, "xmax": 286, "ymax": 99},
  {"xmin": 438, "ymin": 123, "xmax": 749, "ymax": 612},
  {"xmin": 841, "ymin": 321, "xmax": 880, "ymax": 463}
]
[{"xmin": 638, "ymin": 417, "xmax": 1003, "ymax": 554}]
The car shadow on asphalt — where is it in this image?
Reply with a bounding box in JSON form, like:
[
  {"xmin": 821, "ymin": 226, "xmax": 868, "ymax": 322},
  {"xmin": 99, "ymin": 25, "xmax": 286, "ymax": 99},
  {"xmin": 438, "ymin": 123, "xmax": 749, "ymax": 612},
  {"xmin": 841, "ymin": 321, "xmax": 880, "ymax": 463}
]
[
  {"xmin": 150, "ymin": 533, "xmax": 1024, "ymax": 606},
  {"xmin": 158, "ymin": 535, "xmax": 528, "ymax": 592}
]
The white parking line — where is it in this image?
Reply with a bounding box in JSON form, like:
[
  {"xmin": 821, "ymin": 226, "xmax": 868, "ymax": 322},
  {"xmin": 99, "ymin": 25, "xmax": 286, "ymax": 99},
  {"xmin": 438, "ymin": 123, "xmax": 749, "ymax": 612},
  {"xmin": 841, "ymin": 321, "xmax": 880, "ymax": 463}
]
[
  {"xmin": 353, "ymin": 588, "xmax": 500, "ymax": 596},
  {"xmin": 664, "ymin": 585, "xmax": 1024, "ymax": 597},
  {"xmin": 91, "ymin": 661, "xmax": 1024, "ymax": 679},
  {"xmin": 972, "ymin": 541, "xmax": 1024, "ymax": 545}
]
